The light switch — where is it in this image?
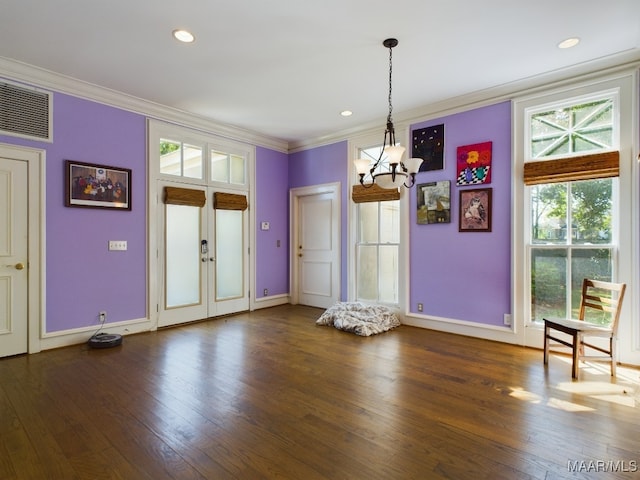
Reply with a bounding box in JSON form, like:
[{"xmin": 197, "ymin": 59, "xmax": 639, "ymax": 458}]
[
  {"xmin": 261, "ymin": 222, "xmax": 270, "ymax": 231},
  {"xmin": 108, "ymin": 240, "xmax": 127, "ymax": 251}
]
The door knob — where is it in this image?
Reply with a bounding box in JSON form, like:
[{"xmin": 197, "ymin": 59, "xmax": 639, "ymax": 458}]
[
  {"xmin": 298, "ymin": 253, "xmax": 303, "ymax": 257},
  {"xmin": 15, "ymin": 262, "xmax": 25, "ymax": 270}
]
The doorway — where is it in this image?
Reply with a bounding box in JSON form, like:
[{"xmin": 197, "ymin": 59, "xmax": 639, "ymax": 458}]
[
  {"xmin": 0, "ymin": 143, "xmax": 43, "ymax": 357},
  {"xmin": 290, "ymin": 183, "xmax": 340, "ymax": 309},
  {"xmin": 157, "ymin": 182, "xmax": 249, "ymax": 327}
]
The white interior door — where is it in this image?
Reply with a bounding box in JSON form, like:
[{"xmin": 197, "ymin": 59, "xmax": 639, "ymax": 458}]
[
  {"xmin": 0, "ymin": 156, "xmax": 28, "ymax": 357},
  {"xmin": 294, "ymin": 185, "xmax": 340, "ymax": 308},
  {"xmin": 158, "ymin": 182, "xmax": 249, "ymax": 327}
]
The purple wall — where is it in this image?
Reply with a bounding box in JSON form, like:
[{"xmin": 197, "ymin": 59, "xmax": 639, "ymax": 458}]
[
  {"xmin": 255, "ymin": 146, "xmax": 289, "ymax": 297},
  {"xmin": 289, "ymin": 141, "xmax": 349, "ymax": 301},
  {"xmin": 0, "ymin": 83, "xmax": 511, "ymax": 333},
  {"xmin": 408, "ymin": 101, "xmax": 512, "ymax": 326},
  {"xmin": 0, "ymin": 91, "xmax": 148, "ymax": 332}
]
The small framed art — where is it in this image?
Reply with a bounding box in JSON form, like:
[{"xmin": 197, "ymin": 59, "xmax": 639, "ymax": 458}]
[
  {"xmin": 459, "ymin": 188, "xmax": 492, "ymax": 232},
  {"xmin": 65, "ymin": 160, "xmax": 131, "ymax": 210},
  {"xmin": 417, "ymin": 181, "xmax": 451, "ymax": 224}
]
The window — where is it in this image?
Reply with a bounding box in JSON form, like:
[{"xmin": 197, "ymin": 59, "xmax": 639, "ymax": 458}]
[
  {"xmin": 525, "ymin": 92, "xmax": 619, "ymax": 323},
  {"xmin": 355, "ymin": 145, "xmax": 400, "ymax": 305},
  {"xmin": 159, "ymin": 138, "xmax": 203, "ymax": 179},
  {"xmin": 211, "ymin": 150, "xmax": 246, "ymax": 185}
]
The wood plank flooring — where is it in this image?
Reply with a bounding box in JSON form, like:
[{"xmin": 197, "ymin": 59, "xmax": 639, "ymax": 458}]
[{"xmin": 1, "ymin": 304, "xmax": 639, "ymax": 479}]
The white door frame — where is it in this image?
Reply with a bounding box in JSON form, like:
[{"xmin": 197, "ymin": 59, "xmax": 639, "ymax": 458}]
[
  {"xmin": 0, "ymin": 142, "xmax": 44, "ymax": 354},
  {"xmin": 289, "ymin": 182, "xmax": 340, "ymax": 306}
]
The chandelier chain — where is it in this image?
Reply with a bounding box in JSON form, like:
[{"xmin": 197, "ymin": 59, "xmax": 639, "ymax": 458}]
[{"xmin": 387, "ymin": 44, "xmax": 393, "ymax": 123}]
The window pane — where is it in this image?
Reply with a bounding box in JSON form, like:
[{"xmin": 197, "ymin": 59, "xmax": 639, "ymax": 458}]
[
  {"xmin": 379, "ymin": 245, "xmax": 398, "ymax": 303},
  {"xmin": 530, "ymin": 183, "xmax": 567, "ymax": 244},
  {"xmin": 358, "ymin": 203, "xmax": 378, "ymax": 243},
  {"xmin": 160, "ymin": 139, "xmax": 181, "ymax": 176},
  {"xmin": 166, "ymin": 205, "xmax": 201, "ymax": 308},
  {"xmin": 357, "ymin": 146, "xmax": 384, "ymax": 182},
  {"xmin": 380, "ymin": 201, "xmax": 400, "ymax": 244},
  {"xmin": 181, "ymin": 144, "xmax": 202, "ymax": 178},
  {"xmin": 357, "ymin": 245, "xmax": 377, "ymax": 302},
  {"xmin": 530, "ymin": 98, "xmax": 613, "ymax": 159},
  {"xmin": 211, "ymin": 151, "xmax": 229, "ymax": 183},
  {"xmin": 183, "ymin": 144, "xmax": 203, "ymax": 179},
  {"xmin": 216, "ymin": 210, "xmax": 244, "ymax": 299},
  {"xmin": 230, "ymin": 154, "xmax": 245, "ymax": 185},
  {"xmin": 531, "ymin": 248, "xmax": 567, "ymax": 321},
  {"xmin": 570, "ymin": 179, "xmax": 612, "ymax": 244}
]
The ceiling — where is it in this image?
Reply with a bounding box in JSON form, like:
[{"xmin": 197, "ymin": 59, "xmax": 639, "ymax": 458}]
[{"xmin": 1, "ymin": 0, "xmax": 639, "ymax": 146}]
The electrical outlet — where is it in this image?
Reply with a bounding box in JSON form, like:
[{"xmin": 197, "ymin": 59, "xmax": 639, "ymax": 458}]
[
  {"xmin": 99, "ymin": 311, "xmax": 107, "ymax": 323},
  {"xmin": 503, "ymin": 313, "xmax": 512, "ymax": 326},
  {"xmin": 263, "ymin": 288, "xmax": 268, "ymax": 296},
  {"xmin": 417, "ymin": 303, "xmax": 423, "ymax": 312}
]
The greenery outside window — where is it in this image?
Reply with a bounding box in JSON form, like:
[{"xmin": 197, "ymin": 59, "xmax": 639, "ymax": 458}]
[{"xmin": 526, "ymin": 92, "xmax": 618, "ymax": 324}]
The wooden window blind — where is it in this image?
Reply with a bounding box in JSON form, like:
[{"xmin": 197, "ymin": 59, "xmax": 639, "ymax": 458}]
[
  {"xmin": 214, "ymin": 192, "xmax": 248, "ymax": 210},
  {"xmin": 523, "ymin": 151, "xmax": 619, "ymax": 186},
  {"xmin": 351, "ymin": 184, "xmax": 400, "ymax": 203},
  {"xmin": 164, "ymin": 186, "xmax": 206, "ymax": 207}
]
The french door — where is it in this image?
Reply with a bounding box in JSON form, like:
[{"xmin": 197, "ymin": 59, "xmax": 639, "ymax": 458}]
[{"xmin": 158, "ymin": 182, "xmax": 249, "ymax": 327}]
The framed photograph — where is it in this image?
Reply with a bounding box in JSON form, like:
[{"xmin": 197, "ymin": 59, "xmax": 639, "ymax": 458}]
[
  {"xmin": 459, "ymin": 188, "xmax": 492, "ymax": 232},
  {"xmin": 65, "ymin": 160, "xmax": 131, "ymax": 210},
  {"xmin": 417, "ymin": 181, "xmax": 451, "ymax": 224}
]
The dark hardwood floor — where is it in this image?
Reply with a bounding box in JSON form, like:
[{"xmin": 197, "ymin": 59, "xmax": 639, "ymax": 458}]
[{"xmin": 1, "ymin": 304, "xmax": 639, "ymax": 479}]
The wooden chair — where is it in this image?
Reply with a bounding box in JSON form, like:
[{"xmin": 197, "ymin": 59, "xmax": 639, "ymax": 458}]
[{"xmin": 543, "ymin": 278, "xmax": 626, "ymax": 379}]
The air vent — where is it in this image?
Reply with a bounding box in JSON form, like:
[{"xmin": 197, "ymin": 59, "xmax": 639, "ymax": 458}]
[{"xmin": 0, "ymin": 81, "xmax": 52, "ymax": 141}]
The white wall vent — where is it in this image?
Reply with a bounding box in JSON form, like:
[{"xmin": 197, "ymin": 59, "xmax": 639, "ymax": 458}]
[{"xmin": 0, "ymin": 81, "xmax": 52, "ymax": 141}]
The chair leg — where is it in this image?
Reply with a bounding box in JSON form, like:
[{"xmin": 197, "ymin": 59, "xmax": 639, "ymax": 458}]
[
  {"xmin": 543, "ymin": 324, "xmax": 549, "ymax": 365},
  {"xmin": 571, "ymin": 332, "xmax": 579, "ymax": 379},
  {"xmin": 610, "ymin": 337, "xmax": 616, "ymax": 377}
]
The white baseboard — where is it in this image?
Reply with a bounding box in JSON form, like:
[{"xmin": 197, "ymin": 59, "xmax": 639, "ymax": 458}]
[
  {"xmin": 39, "ymin": 317, "xmax": 152, "ymax": 351},
  {"xmin": 253, "ymin": 294, "xmax": 290, "ymax": 310},
  {"xmin": 402, "ymin": 313, "xmax": 518, "ymax": 345}
]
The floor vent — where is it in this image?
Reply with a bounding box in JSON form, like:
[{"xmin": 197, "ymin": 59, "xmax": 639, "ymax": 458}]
[{"xmin": 0, "ymin": 81, "xmax": 52, "ymax": 141}]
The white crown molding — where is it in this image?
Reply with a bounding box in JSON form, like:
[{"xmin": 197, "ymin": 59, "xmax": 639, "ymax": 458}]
[
  {"xmin": 3, "ymin": 49, "xmax": 639, "ymax": 156},
  {"xmin": 290, "ymin": 48, "xmax": 640, "ymax": 153},
  {"xmin": 0, "ymin": 57, "xmax": 289, "ymax": 153}
]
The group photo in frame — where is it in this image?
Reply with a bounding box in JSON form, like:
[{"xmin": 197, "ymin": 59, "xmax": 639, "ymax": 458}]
[
  {"xmin": 459, "ymin": 188, "xmax": 492, "ymax": 232},
  {"xmin": 65, "ymin": 160, "xmax": 131, "ymax": 210}
]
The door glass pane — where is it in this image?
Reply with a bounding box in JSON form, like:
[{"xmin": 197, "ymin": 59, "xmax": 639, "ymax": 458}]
[
  {"xmin": 379, "ymin": 245, "xmax": 398, "ymax": 303},
  {"xmin": 216, "ymin": 209, "xmax": 243, "ymax": 300},
  {"xmin": 230, "ymin": 154, "xmax": 245, "ymax": 185},
  {"xmin": 166, "ymin": 204, "xmax": 201, "ymax": 308},
  {"xmin": 211, "ymin": 151, "xmax": 229, "ymax": 183},
  {"xmin": 357, "ymin": 245, "xmax": 377, "ymax": 302},
  {"xmin": 183, "ymin": 144, "xmax": 203, "ymax": 179}
]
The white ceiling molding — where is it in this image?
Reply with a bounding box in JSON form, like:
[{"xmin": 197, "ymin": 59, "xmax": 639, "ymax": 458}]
[{"xmin": 0, "ymin": 56, "xmax": 289, "ymax": 153}]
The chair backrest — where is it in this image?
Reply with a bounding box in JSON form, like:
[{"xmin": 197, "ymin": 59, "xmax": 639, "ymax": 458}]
[{"xmin": 578, "ymin": 278, "xmax": 626, "ymax": 332}]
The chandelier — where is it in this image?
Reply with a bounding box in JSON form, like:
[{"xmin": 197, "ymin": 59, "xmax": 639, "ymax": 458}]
[{"xmin": 354, "ymin": 38, "xmax": 423, "ymax": 190}]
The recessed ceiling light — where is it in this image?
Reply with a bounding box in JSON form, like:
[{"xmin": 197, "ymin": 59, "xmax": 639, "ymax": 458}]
[
  {"xmin": 558, "ymin": 37, "xmax": 580, "ymax": 49},
  {"xmin": 173, "ymin": 29, "xmax": 195, "ymax": 43},
  {"xmin": 340, "ymin": 110, "xmax": 353, "ymax": 117}
]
